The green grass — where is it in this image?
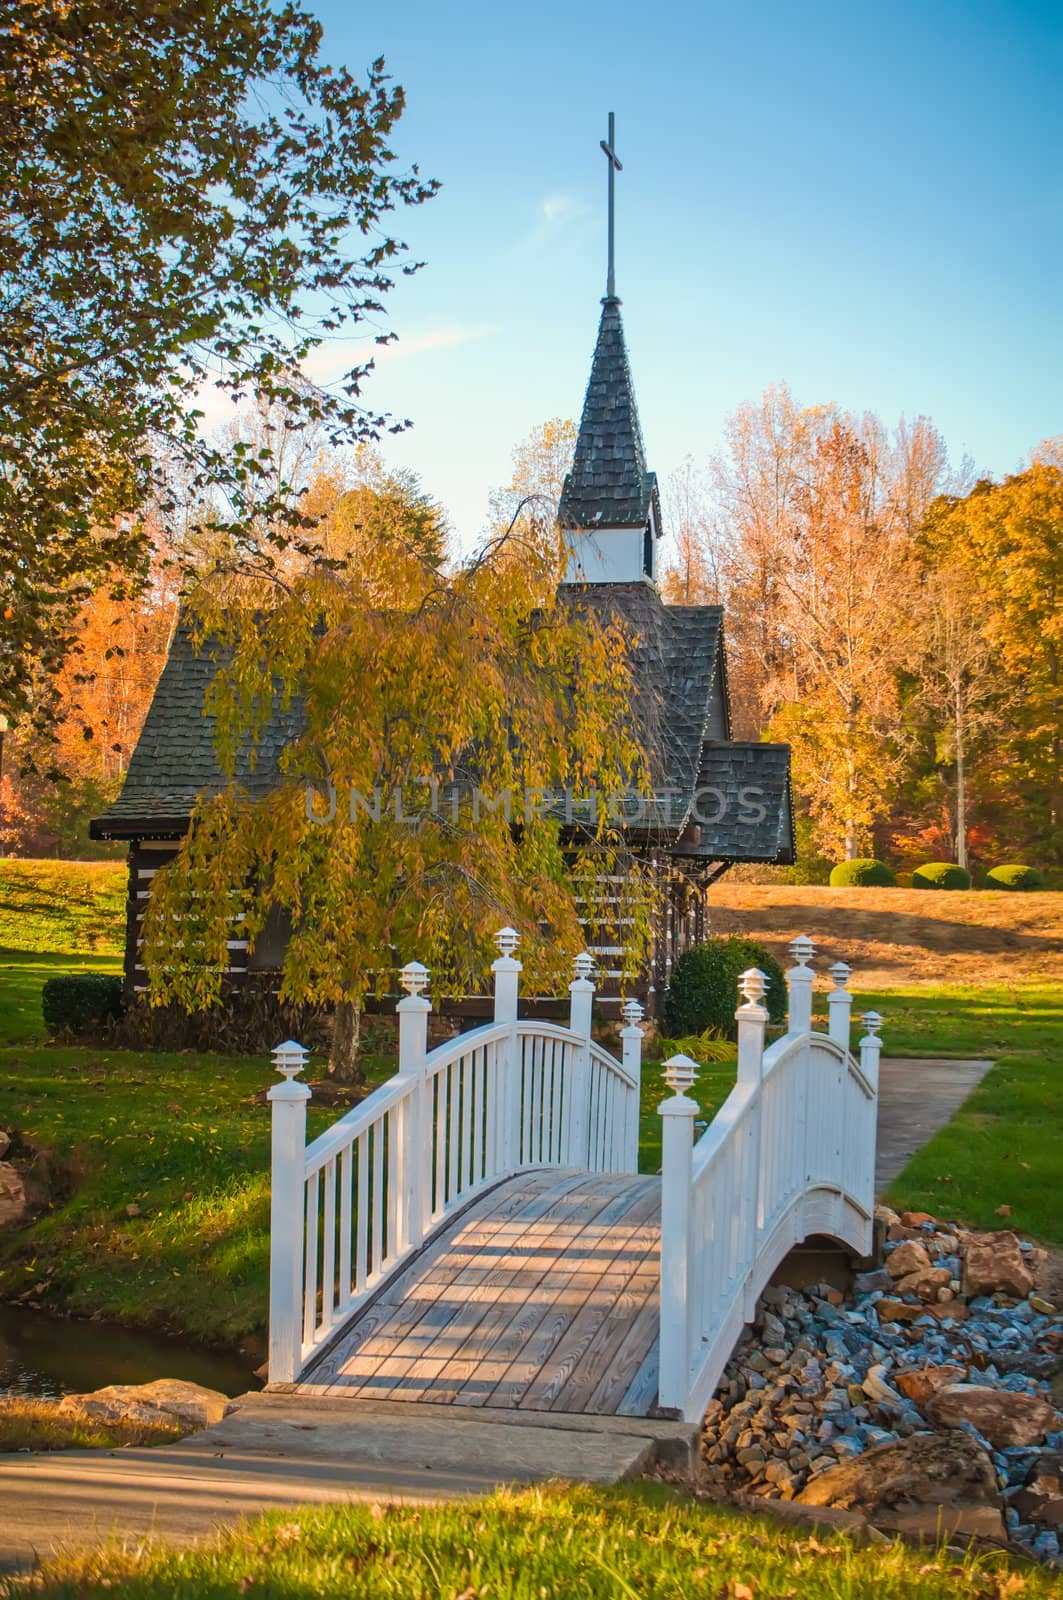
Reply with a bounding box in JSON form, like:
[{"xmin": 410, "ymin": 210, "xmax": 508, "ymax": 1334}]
[
  {"xmin": 0, "ymin": 860, "xmax": 124, "ymax": 955},
  {"xmin": 857, "ymin": 982, "xmax": 1063, "ymax": 1243},
  {"xmin": 8, "ymin": 1482, "xmax": 1052, "ymax": 1599},
  {"xmin": 0, "ymin": 1396, "xmax": 186, "ymax": 1452},
  {"xmin": 0, "ymin": 1039, "xmax": 394, "ymax": 1345},
  {"xmin": 0, "ymin": 950, "xmax": 120, "ymax": 1043}
]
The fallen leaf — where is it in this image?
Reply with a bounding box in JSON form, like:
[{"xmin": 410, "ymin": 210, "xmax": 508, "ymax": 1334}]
[
  {"xmin": 995, "ymin": 1204, "xmax": 1013, "ymax": 1217},
  {"xmin": 733, "ymin": 1584, "xmax": 755, "ymax": 1600}
]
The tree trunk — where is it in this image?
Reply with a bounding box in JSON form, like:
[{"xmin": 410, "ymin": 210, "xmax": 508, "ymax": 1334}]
[
  {"xmin": 329, "ymin": 999, "xmax": 364, "ymax": 1087},
  {"xmin": 954, "ymin": 685, "xmax": 968, "ymax": 871}
]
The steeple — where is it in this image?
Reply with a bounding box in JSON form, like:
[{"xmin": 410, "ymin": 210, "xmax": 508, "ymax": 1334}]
[{"xmin": 559, "ymin": 115, "xmax": 662, "ymax": 585}]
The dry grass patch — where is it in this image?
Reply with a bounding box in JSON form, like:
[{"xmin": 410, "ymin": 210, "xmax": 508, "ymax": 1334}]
[
  {"xmin": 0, "ymin": 1397, "xmax": 187, "ymax": 1453},
  {"xmin": 706, "ymin": 886, "xmax": 1063, "ymax": 986}
]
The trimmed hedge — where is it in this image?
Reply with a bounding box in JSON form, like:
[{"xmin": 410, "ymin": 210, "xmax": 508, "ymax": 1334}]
[
  {"xmin": 41, "ymin": 972, "xmax": 123, "ymax": 1035},
  {"xmin": 664, "ymin": 937, "xmax": 787, "ymax": 1040},
  {"xmin": 985, "ymin": 864, "xmax": 1044, "ymax": 892},
  {"xmin": 828, "ymin": 859, "xmax": 895, "ymax": 888},
  {"xmin": 911, "ymin": 862, "xmax": 972, "ymax": 891}
]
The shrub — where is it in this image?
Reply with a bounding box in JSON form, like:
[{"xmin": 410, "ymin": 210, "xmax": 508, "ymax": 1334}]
[
  {"xmin": 41, "ymin": 972, "xmax": 123, "ymax": 1035},
  {"xmin": 911, "ymin": 862, "xmax": 972, "ymax": 891},
  {"xmin": 664, "ymin": 938, "xmax": 787, "ymax": 1040},
  {"xmin": 828, "ymin": 859, "xmax": 895, "ymax": 888},
  {"xmin": 985, "ymin": 864, "xmax": 1044, "ymax": 892}
]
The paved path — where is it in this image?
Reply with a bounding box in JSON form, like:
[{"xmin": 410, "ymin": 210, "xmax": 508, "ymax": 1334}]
[
  {"xmin": 875, "ymin": 1056, "xmax": 993, "ymax": 1191},
  {"xmin": 0, "ymin": 1394, "xmax": 695, "ymax": 1573}
]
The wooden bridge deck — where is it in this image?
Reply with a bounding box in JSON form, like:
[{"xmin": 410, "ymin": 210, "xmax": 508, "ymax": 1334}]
[{"xmin": 298, "ymin": 1170, "xmax": 662, "ymax": 1417}]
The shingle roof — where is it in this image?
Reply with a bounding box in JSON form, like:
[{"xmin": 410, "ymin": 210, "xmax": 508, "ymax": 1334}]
[
  {"xmin": 89, "ymin": 616, "xmax": 299, "ymax": 837},
  {"xmin": 558, "ymin": 298, "xmax": 658, "ymax": 530},
  {"xmin": 678, "ymin": 742, "xmax": 795, "ymax": 864},
  {"xmin": 92, "ymin": 589, "xmax": 792, "ymax": 865}
]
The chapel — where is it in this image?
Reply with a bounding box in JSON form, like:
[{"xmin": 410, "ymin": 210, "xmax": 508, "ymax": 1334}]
[{"xmin": 91, "ymin": 122, "xmax": 794, "ymax": 1014}]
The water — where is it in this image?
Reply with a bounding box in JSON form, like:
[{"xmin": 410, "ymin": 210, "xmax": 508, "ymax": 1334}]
[{"xmin": 0, "ymin": 1304, "xmax": 259, "ymax": 1401}]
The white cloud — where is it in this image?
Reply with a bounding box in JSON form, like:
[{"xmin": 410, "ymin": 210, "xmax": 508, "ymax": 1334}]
[
  {"xmin": 540, "ymin": 193, "xmax": 588, "ymax": 228},
  {"xmin": 303, "ymin": 322, "xmax": 497, "ymax": 383}
]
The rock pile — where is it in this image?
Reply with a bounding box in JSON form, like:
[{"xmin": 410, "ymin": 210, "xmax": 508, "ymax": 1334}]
[{"xmin": 700, "ymin": 1208, "xmax": 1062, "ymax": 1564}]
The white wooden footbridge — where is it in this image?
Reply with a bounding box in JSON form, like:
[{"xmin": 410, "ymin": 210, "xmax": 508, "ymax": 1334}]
[{"xmin": 267, "ymin": 932, "xmax": 881, "ymax": 1423}]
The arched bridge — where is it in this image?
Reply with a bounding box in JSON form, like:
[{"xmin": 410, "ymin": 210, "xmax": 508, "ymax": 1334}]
[{"xmin": 267, "ymin": 934, "xmax": 880, "ymax": 1423}]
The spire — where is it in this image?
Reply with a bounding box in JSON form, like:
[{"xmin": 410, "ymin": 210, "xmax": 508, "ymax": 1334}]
[{"xmin": 558, "ymin": 296, "xmax": 657, "ymax": 532}]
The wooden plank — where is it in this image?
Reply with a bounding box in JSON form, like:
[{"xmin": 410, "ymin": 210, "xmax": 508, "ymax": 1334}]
[
  {"xmin": 580, "ymin": 1287, "xmax": 661, "ymax": 1416},
  {"xmin": 616, "ymin": 1337, "xmax": 661, "ymax": 1418},
  {"xmin": 549, "ymin": 1246, "xmax": 660, "ymax": 1414},
  {"xmin": 314, "ymin": 1173, "xmax": 593, "ymax": 1397},
  {"xmin": 349, "ymin": 1176, "xmax": 614, "ymax": 1402},
  {"xmin": 305, "ymin": 1173, "xmax": 562, "ymax": 1390},
  {"xmin": 492, "ymin": 1184, "xmax": 661, "ymax": 1412}
]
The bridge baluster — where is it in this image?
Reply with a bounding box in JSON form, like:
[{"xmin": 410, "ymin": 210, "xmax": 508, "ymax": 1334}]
[
  {"xmin": 620, "ymin": 998, "xmax": 645, "ymax": 1173},
  {"xmin": 658, "ymin": 1053, "xmax": 698, "ymax": 1413},
  {"xmin": 397, "ymin": 962, "xmax": 431, "ymax": 1251},
  {"xmin": 267, "ymin": 1039, "xmax": 312, "ymax": 1386},
  {"xmin": 568, "ymin": 953, "xmax": 595, "ymax": 1168},
  {"xmin": 785, "ymin": 935, "xmax": 816, "ymax": 1035},
  {"xmin": 492, "ymin": 927, "xmax": 522, "ymax": 1173},
  {"xmin": 828, "ymin": 961, "xmax": 853, "ymax": 1050}
]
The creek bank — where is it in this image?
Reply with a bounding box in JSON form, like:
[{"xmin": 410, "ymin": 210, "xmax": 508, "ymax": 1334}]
[
  {"xmin": 698, "ymin": 1208, "xmax": 1063, "ymax": 1565},
  {"xmin": 0, "ymin": 1379, "xmax": 231, "ymax": 1451}
]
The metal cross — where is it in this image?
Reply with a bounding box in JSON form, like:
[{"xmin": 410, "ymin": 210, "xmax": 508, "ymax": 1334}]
[{"xmin": 600, "ymin": 111, "xmax": 622, "ymax": 300}]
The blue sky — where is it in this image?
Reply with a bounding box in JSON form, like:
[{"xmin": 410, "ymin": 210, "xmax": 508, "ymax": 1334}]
[{"xmin": 309, "ymin": 0, "xmax": 1062, "ymax": 545}]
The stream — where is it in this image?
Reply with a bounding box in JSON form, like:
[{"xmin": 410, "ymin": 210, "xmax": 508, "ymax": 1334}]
[{"xmin": 0, "ymin": 1304, "xmax": 259, "ymax": 1400}]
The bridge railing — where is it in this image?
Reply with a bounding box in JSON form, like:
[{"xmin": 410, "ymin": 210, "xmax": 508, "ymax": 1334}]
[
  {"xmin": 266, "ymin": 927, "xmax": 644, "ymax": 1382},
  {"xmin": 658, "ymin": 938, "xmax": 881, "ymax": 1421}
]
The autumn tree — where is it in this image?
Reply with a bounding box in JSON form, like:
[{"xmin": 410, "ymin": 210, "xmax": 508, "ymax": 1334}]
[
  {"xmin": 0, "ymin": 1, "xmax": 434, "ymax": 726},
  {"xmin": 659, "ymin": 458, "xmax": 721, "ymax": 605},
  {"xmin": 487, "ymin": 418, "xmax": 576, "ymax": 539},
  {"xmin": 922, "ymin": 456, "xmax": 1063, "ymax": 864},
  {"xmin": 141, "ymin": 520, "xmax": 651, "ymax": 1084}
]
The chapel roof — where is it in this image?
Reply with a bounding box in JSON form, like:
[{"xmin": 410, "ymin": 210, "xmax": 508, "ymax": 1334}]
[{"xmin": 558, "ymin": 298, "xmax": 660, "ymax": 531}]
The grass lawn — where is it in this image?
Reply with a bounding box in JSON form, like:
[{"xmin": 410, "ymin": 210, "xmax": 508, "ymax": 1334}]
[
  {"xmin": 0, "ymin": 860, "xmax": 124, "ymax": 956},
  {"xmin": 8, "ymin": 1483, "xmax": 1052, "ymax": 1599}
]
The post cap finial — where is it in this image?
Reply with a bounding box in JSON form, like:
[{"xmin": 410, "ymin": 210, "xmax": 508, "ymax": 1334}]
[
  {"xmin": 829, "ymin": 961, "xmax": 853, "ymax": 988},
  {"xmin": 788, "ymin": 934, "xmax": 816, "ymax": 966},
  {"xmin": 663, "ymin": 1053, "xmax": 698, "ymax": 1095},
  {"xmin": 738, "ymin": 967, "xmax": 769, "ymax": 1006},
  {"xmin": 271, "ymin": 1038, "xmax": 309, "ymax": 1080},
  {"xmin": 399, "ymin": 960, "xmax": 430, "ymax": 996},
  {"xmin": 572, "ymin": 950, "xmax": 595, "ymax": 981},
  {"xmin": 620, "ymin": 997, "xmax": 644, "ymax": 1026},
  {"xmin": 494, "ymin": 926, "xmax": 520, "ymax": 956},
  {"xmin": 861, "ymin": 1010, "xmax": 883, "ymax": 1037}
]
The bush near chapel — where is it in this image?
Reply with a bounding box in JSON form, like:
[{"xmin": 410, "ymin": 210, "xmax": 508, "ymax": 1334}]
[
  {"xmin": 828, "ymin": 859, "xmax": 896, "ymax": 888},
  {"xmin": 986, "ymin": 864, "xmax": 1044, "ymax": 892},
  {"xmin": 911, "ymin": 862, "xmax": 972, "ymax": 890},
  {"xmin": 41, "ymin": 972, "xmax": 123, "ymax": 1035},
  {"xmin": 664, "ymin": 938, "xmax": 787, "ymax": 1039}
]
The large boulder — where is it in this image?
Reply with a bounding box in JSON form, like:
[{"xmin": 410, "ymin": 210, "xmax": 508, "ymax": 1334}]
[
  {"xmin": 58, "ymin": 1378, "xmax": 229, "ymax": 1430},
  {"xmin": 962, "ymin": 1231, "xmax": 1035, "ymax": 1299},
  {"xmin": 925, "ymin": 1384, "xmax": 1058, "ymax": 1448},
  {"xmin": 0, "ymin": 1161, "xmax": 27, "ymax": 1227},
  {"xmin": 796, "ymin": 1429, "xmax": 1005, "ymax": 1540},
  {"xmin": 886, "ymin": 1240, "xmax": 932, "ymax": 1280}
]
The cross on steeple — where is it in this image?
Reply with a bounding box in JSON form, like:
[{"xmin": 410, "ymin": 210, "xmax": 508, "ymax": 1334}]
[{"xmin": 600, "ymin": 112, "xmax": 622, "ymax": 301}]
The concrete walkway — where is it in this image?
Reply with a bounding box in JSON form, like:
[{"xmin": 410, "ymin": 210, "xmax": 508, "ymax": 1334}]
[
  {"xmin": 0, "ymin": 1393, "xmax": 696, "ymax": 1573},
  {"xmin": 875, "ymin": 1056, "xmax": 993, "ymax": 1191}
]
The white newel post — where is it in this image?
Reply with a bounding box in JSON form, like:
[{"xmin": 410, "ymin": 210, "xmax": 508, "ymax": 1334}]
[
  {"xmin": 568, "ymin": 952, "xmax": 595, "ymax": 1168},
  {"xmin": 785, "ymin": 934, "xmax": 816, "ymax": 1035},
  {"xmin": 658, "ymin": 1053, "xmax": 698, "ymax": 1414},
  {"xmin": 620, "ymin": 998, "xmax": 645, "ymax": 1173},
  {"xmin": 859, "ymin": 1011, "xmax": 883, "ymax": 1220},
  {"xmin": 267, "ymin": 1039, "xmax": 311, "ymax": 1385},
  {"xmin": 492, "ymin": 927, "xmax": 522, "ymax": 1172},
  {"xmin": 735, "ymin": 970, "xmax": 769, "ymax": 1277},
  {"xmin": 397, "ymin": 961, "xmax": 431, "ymax": 1249},
  {"xmin": 828, "ymin": 962, "xmax": 853, "ymax": 1051}
]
